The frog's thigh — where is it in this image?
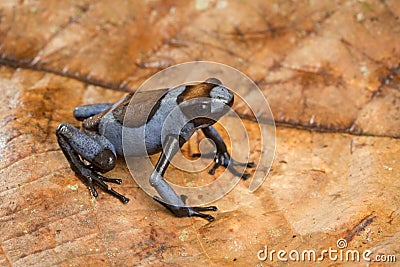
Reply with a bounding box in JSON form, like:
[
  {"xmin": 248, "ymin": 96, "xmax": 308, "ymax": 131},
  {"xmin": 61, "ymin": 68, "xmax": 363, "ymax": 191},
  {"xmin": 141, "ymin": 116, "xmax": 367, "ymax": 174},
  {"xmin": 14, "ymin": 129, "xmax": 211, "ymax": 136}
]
[{"xmin": 56, "ymin": 123, "xmax": 116, "ymax": 172}]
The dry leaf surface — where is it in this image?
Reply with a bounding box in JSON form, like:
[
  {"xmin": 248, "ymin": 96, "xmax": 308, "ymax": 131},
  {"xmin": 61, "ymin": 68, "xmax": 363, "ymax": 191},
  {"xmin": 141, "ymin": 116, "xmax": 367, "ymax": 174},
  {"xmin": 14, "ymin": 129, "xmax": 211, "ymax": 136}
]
[{"xmin": 0, "ymin": 0, "xmax": 399, "ymax": 266}]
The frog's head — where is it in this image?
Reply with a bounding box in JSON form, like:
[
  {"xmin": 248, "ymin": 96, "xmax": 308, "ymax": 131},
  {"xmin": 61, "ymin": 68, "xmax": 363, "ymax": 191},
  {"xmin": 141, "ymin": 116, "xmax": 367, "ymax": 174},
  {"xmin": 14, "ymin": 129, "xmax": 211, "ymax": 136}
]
[{"xmin": 177, "ymin": 78, "xmax": 234, "ymax": 127}]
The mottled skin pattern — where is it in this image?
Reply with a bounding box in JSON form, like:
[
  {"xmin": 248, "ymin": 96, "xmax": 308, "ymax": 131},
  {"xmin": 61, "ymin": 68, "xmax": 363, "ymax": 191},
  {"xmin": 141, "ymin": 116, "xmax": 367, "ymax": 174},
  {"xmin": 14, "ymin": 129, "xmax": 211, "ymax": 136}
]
[{"xmin": 56, "ymin": 78, "xmax": 254, "ymax": 221}]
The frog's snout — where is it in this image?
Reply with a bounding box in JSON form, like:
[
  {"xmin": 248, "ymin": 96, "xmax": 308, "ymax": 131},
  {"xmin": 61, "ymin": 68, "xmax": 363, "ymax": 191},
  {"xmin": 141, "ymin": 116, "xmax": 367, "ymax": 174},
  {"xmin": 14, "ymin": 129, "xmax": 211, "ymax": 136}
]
[{"xmin": 210, "ymin": 84, "xmax": 234, "ymax": 107}]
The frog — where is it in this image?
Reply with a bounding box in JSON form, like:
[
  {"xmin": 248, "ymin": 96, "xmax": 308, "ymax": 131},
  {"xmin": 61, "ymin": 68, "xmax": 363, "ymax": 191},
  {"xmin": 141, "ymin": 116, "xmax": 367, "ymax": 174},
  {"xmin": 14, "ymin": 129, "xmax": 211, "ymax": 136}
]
[{"xmin": 56, "ymin": 78, "xmax": 254, "ymax": 221}]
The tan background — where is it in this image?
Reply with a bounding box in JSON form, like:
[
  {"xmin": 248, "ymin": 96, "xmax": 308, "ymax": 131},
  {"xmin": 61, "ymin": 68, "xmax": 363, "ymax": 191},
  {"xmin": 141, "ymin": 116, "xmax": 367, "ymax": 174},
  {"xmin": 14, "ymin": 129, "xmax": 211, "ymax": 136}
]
[{"xmin": 0, "ymin": 0, "xmax": 399, "ymax": 266}]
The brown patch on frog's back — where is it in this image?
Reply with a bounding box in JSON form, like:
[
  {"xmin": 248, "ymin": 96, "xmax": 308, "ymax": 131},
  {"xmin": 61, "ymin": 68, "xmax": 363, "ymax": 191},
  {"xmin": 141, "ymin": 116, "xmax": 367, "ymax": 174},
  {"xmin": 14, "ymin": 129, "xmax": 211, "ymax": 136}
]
[
  {"xmin": 112, "ymin": 88, "xmax": 169, "ymax": 128},
  {"xmin": 177, "ymin": 82, "xmax": 215, "ymax": 103}
]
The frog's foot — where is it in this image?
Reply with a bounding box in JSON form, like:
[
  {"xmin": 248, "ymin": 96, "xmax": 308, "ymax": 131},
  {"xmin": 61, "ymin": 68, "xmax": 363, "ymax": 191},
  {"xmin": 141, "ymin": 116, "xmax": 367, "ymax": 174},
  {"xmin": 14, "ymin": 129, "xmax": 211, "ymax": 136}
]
[
  {"xmin": 192, "ymin": 151, "xmax": 254, "ymax": 179},
  {"xmin": 153, "ymin": 196, "xmax": 217, "ymax": 222},
  {"xmin": 78, "ymin": 167, "xmax": 130, "ymax": 204}
]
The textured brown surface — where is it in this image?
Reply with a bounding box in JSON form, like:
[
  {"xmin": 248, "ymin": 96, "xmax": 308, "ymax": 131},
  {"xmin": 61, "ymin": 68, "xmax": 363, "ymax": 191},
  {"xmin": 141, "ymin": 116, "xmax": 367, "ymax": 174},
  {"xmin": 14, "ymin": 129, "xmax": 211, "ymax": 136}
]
[{"xmin": 0, "ymin": 0, "xmax": 399, "ymax": 266}]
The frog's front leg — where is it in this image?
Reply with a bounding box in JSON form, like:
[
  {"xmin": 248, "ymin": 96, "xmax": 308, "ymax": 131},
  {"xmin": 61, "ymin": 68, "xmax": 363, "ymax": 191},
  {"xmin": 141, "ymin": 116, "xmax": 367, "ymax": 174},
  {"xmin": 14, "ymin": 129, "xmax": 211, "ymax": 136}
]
[
  {"xmin": 192, "ymin": 126, "xmax": 254, "ymax": 179},
  {"xmin": 73, "ymin": 103, "xmax": 114, "ymax": 121},
  {"xmin": 56, "ymin": 123, "xmax": 129, "ymax": 203},
  {"xmin": 150, "ymin": 135, "xmax": 217, "ymax": 222}
]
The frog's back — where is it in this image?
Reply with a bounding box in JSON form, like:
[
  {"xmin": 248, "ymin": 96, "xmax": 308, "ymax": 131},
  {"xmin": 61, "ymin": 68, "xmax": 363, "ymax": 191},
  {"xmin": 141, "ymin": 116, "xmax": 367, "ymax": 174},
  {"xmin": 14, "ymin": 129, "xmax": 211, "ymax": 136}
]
[
  {"xmin": 112, "ymin": 89, "xmax": 170, "ymax": 127},
  {"xmin": 99, "ymin": 86, "xmax": 188, "ymax": 157}
]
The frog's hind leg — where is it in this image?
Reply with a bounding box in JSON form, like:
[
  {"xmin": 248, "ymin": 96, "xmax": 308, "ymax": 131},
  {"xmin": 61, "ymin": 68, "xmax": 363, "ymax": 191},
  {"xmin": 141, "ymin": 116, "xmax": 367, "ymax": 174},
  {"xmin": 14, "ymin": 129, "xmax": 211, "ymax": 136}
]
[
  {"xmin": 73, "ymin": 103, "xmax": 114, "ymax": 121},
  {"xmin": 56, "ymin": 123, "xmax": 129, "ymax": 203}
]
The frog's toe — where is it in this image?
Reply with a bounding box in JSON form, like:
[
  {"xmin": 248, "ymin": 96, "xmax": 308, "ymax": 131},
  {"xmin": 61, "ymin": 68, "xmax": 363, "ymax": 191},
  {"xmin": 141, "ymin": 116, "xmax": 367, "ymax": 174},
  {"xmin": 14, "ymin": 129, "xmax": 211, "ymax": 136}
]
[
  {"xmin": 153, "ymin": 196, "xmax": 217, "ymax": 222},
  {"xmin": 90, "ymin": 172, "xmax": 129, "ymax": 203},
  {"xmin": 96, "ymin": 175, "xmax": 123, "ymax": 185}
]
